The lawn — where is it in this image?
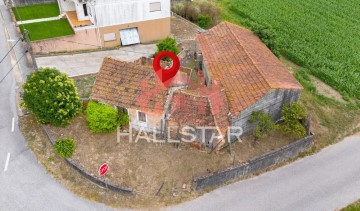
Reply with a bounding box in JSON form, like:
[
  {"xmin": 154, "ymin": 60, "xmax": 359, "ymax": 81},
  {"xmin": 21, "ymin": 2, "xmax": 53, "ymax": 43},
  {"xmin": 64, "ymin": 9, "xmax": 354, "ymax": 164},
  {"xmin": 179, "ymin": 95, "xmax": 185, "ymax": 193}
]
[
  {"xmin": 20, "ymin": 19, "xmax": 74, "ymax": 41},
  {"xmin": 12, "ymin": 3, "xmax": 60, "ymax": 21},
  {"xmin": 217, "ymin": 0, "xmax": 360, "ymax": 100}
]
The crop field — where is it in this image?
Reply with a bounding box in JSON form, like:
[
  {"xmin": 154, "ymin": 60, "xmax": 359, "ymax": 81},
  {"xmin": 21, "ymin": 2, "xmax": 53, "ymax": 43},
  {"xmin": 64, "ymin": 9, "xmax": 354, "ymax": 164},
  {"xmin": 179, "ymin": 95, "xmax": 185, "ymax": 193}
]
[{"xmin": 220, "ymin": 0, "xmax": 360, "ymax": 99}]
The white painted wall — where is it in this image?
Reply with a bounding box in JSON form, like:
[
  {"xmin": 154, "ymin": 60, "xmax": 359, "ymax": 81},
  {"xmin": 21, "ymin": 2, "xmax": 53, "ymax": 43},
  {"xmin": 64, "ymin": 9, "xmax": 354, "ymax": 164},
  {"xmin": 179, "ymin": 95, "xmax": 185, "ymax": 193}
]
[
  {"xmin": 94, "ymin": 0, "xmax": 170, "ymax": 27},
  {"xmin": 58, "ymin": 0, "xmax": 76, "ymax": 12},
  {"xmin": 74, "ymin": 0, "xmax": 90, "ymax": 21}
]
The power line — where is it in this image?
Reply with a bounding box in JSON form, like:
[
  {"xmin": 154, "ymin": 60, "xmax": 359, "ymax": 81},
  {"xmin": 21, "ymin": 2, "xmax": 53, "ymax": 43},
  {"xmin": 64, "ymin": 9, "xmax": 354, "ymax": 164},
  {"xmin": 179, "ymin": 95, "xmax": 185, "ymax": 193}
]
[
  {"xmin": 0, "ymin": 37, "xmax": 22, "ymax": 64},
  {"xmin": 0, "ymin": 52, "xmax": 26, "ymax": 83}
]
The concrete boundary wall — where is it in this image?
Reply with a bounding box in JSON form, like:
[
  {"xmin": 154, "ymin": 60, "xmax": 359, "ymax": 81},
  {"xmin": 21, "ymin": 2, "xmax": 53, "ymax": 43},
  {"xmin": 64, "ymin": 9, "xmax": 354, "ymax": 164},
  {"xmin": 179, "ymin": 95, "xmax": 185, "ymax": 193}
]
[
  {"xmin": 41, "ymin": 125, "xmax": 134, "ymax": 195},
  {"xmin": 193, "ymin": 134, "xmax": 314, "ymax": 190}
]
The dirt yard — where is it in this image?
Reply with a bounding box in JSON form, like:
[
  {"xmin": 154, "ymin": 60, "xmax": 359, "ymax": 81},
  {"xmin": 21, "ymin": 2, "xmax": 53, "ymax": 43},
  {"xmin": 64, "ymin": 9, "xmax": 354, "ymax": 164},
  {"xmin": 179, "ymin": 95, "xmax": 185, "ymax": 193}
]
[{"xmin": 46, "ymin": 114, "xmax": 295, "ymax": 198}]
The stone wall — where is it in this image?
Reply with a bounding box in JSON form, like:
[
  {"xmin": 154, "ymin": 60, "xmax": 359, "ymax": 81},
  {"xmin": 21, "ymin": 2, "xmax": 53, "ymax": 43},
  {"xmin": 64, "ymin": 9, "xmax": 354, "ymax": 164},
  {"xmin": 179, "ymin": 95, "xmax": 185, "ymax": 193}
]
[
  {"xmin": 193, "ymin": 133, "xmax": 314, "ymax": 190},
  {"xmin": 32, "ymin": 27, "xmax": 100, "ymax": 54},
  {"xmin": 231, "ymin": 89, "xmax": 301, "ymax": 135}
]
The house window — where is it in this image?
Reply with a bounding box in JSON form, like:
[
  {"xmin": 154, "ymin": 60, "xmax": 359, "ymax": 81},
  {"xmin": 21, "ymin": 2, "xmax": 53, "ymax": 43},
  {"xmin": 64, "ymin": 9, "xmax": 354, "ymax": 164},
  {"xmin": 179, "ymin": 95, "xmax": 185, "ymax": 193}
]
[
  {"xmin": 83, "ymin": 4, "xmax": 88, "ymax": 16},
  {"xmin": 103, "ymin": 32, "xmax": 116, "ymax": 42},
  {"xmin": 137, "ymin": 111, "xmax": 147, "ymax": 123},
  {"xmin": 149, "ymin": 2, "xmax": 161, "ymax": 12}
]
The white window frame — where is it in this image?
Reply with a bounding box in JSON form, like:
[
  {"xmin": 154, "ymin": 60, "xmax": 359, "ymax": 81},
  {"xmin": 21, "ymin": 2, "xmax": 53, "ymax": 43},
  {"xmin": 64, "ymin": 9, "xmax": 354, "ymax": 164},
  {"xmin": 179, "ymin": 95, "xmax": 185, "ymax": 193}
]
[
  {"xmin": 149, "ymin": 2, "xmax": 161, "ymax": 12},
  {"xmin": 137, "ymin": 110, "xmax": 147, "ymax": 124}
]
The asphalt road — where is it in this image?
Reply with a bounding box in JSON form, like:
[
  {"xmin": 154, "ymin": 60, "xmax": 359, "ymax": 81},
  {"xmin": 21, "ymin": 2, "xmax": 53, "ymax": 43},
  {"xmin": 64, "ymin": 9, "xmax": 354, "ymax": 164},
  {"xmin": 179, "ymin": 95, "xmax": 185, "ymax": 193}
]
[
  {"xmin": 1, "ymin": 1, "xmax": 360, "ymax": 211},
  {"xmin": 0, "ymin": 1, "xmax": 112, "ymax": 210},
  {"xmin": 169, "ymin": 134, "xmax": 360, "ymax": 211}
]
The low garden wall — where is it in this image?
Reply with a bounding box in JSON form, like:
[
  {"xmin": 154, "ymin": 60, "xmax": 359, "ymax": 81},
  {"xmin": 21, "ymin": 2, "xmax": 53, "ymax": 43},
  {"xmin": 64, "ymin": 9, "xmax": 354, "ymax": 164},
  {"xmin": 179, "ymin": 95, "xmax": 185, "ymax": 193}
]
[
  {"xmin": 41, "ymin": 125, "xmax": 134, "ymax": 195},
  {"xmin": 32, "ymin": 27, "xmax": 100, "ymax": 54},
  {"xmin": 193, "ymin": 133, "xmax": 314, "ymax": 190}
]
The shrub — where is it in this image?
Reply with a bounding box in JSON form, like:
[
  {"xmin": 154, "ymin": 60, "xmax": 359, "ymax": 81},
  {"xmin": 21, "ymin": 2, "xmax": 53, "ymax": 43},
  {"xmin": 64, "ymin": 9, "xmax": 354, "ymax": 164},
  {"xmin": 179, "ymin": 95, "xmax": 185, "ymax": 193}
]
[
  {"xmin": 281, "ymin": 102, "xmax": 308, "ymax": 138},
  {"xmin": 86, "ymin": 101, "xmax": 129, "ymax": 133},
  {"xmin": 197, "ymin": 14, "xmax": 211, "ymax": 29},
  {"xmin": 171, "ymin": 1, "xmax": 220, "ymax": 28},
  {"xmin": 155, "ymin": 36, "xmax": 180, "ymax": 56},
  {"xmin": 53, "ymin": 138, "xmax": 76, "ymax": 158},
  {"xmin": 22, "ymin": 68, "xmax": 81, "ymax": 126},
  {"xmin": 248, "ymin": 111, "xmax": 278, "ymax": 140}
]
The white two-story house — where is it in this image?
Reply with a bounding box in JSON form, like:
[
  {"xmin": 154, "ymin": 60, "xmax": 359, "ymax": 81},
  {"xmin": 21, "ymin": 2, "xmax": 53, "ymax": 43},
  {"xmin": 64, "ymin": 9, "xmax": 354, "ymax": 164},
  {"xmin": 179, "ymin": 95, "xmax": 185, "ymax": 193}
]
[{"xmin": 58, "ymin": 0, "xmax": 170, "ymax": 47}]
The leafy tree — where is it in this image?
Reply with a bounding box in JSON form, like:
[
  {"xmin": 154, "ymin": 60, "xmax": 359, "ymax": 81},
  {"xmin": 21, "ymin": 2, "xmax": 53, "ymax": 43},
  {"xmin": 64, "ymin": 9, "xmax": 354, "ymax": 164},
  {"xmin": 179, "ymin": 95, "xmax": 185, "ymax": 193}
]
[
  {"xmin": 197, "ymin": 14, "xmax": 211, "ymax": 29},
  {"xmin": 155, "ymin": 36, "xmax": 180, "ymax": 56},
  {"xmin": 53, "ymin": 138, "xmax": 76, "ymax": 158},
  {"xmin": 248, "ymin": 111, "xmax": 278, "ymax": 140},
  {"xmin": 22, "ymin": 68, "xmax": 81, "ymax": 126},
  {"xmin": 281, "ymin": 102, "xmax": 308, "ymax": 138},
  {"xmin": 86, "ymin": 101, "xmax": 129, "ymax": 133}
]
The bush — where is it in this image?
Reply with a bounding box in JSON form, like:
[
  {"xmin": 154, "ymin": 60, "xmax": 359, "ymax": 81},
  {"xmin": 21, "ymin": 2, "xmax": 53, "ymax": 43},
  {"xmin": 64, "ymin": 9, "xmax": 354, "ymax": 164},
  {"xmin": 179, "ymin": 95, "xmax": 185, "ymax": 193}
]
[
  {"xmin": 172, "ymin": 1, "xmax": 220, "ymax": 28},
  {"xmin": 22, "ymin": 68, "xmax": 81, "ymax": 126},
  {"xmin": 155, "ymin": 36, "xmax": 179, "ymax": 56},
  {"xmin": 53, "ymin": 138, "xmax": 76, "ymax": 158},
  {"xmin": 281, "ymin": 102, "xmax": 308, "ymax": 138},
  {"xmin": 248, "ymin": 111, "xmax": 278, "ymax": 140},
  {"xmin": 86, "ymin": 101, "xmax": 129, "ymax": 133},
  {"xmin": 197, "ymin": 14, "xmax": 211, "ymax": 29}
]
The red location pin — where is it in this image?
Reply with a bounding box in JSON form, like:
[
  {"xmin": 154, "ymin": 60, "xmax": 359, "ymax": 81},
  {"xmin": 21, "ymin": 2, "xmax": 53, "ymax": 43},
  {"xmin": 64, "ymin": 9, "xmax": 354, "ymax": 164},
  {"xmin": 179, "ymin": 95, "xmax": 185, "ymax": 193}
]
[{"xmin": 152, "ymin": 51, "xmax": 180, "ymax": 87}]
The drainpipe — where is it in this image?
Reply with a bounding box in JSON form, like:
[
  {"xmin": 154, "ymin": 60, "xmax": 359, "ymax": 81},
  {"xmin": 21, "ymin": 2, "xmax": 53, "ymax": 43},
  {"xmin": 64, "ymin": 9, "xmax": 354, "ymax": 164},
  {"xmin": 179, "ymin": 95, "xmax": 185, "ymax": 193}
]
[{"xmin": 93, "ymin": 4, "xmax": 102, "ymax": 49}]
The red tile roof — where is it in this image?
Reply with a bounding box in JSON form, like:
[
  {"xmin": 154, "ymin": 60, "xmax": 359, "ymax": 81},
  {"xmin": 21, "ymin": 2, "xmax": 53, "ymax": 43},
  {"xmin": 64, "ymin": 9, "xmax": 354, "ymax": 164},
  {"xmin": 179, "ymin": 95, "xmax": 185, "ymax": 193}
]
[
  {"xmin": 169, "ymin": 81, "xmax": 230, "ymax": 136},
  {"xmin": 196, "ymin": 22, "xmax": 303, "ymax": 115},
  {"xmin": 90, "ymin": 57, "xmax": 189, "ymax": 114}
]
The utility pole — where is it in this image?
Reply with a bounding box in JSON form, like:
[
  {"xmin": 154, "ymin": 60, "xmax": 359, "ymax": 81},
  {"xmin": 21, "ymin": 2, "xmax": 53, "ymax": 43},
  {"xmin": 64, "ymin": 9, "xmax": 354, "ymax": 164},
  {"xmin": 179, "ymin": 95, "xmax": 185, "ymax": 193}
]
[{"xmin": 23, "ymin": 29, "xmax": 38, "ymax": 70}]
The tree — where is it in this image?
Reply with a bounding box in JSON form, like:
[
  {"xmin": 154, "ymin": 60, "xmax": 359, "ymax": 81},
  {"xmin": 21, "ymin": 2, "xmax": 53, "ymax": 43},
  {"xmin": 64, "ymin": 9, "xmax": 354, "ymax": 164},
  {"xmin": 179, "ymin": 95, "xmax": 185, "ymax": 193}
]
[
  {"xmin": 281, "ymin": 102, "xmax": 308, "ymax": 138},
  {"xmin": 155, "ymin": 36, "xmax": 180, "ymax": 56},
  {"xmin": 86, "ymin": 101, "xmax": 129, "ymax": 133},
  {"xmin": 197, "ymin": 14, "xmax": 212, "ymax": 29},
  {"xmin": 248, "ymin": 111, "xmax": 278, "ymax": 140},
  {"xmin": 22, "ymin": 68, "xmax": 81, "ymax": 126}
]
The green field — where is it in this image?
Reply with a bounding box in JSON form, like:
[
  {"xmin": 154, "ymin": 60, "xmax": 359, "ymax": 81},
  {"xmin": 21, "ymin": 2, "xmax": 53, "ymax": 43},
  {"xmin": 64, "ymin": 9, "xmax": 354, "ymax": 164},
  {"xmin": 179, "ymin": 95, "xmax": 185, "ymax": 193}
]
[
  {"xmin": 219, "ymin": 0, "xmax": 360, "ymax": 99},
  {"xmin": 12, "ymin": 3, "xmax": 60, "ymax": 21},
  {"xmin": 20, "ymin": 19, "xmax": 74, "ymax": 41}
]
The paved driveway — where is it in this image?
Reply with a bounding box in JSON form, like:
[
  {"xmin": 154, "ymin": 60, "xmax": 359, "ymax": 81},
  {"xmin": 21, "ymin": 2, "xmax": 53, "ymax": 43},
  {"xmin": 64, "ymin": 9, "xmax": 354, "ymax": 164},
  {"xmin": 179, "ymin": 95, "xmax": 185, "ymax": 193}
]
[{"xmin": 36, "ymin": 44, "xmax": 156, "ymax": 77}]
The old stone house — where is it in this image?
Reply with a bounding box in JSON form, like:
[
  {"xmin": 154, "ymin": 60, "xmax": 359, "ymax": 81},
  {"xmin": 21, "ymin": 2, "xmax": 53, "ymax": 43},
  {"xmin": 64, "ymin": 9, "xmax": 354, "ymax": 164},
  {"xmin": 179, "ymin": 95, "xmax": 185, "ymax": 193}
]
[
  {"xmin": 90, "ymin": 22, "xmax": 303, "ymax": 148},
  {"xmin": 196, "ymin": 21, "xmax": 303, "ymax": 136}
]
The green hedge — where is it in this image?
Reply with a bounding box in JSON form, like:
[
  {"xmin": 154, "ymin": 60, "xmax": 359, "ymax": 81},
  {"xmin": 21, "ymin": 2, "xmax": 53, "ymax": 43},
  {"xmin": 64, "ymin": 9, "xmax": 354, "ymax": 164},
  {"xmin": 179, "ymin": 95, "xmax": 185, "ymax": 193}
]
[{"xmin": 86, "ymin": 101, "xmax": 129, "ymax": 133}]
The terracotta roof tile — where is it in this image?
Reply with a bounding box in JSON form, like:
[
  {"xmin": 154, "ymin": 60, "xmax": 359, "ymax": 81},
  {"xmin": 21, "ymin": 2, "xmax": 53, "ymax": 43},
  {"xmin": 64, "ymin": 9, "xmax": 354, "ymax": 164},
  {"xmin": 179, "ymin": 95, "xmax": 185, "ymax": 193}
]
[
  {"xmin": 90, "ymin": 57, "xmax": 189, "ymax": 114},
  {"xmin": 197, "ymin": 22, "xmax": 303, "ymax": 115}
]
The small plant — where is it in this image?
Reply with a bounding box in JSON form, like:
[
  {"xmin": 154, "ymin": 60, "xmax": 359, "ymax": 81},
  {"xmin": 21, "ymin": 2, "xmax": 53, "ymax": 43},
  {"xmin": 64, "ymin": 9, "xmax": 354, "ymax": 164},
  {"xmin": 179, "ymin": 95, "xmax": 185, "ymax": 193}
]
[
  {"xmin": 155, "ymin": 36, "xmax": 180, "ymax": 56},
  {"xmin": 86, "ymin": 101, "xmax": 129, "ymax": 133},
  {"xmin": 22, "ymin": 67, "xmax": 81, "ymax": 126},
  {"xmin": 281, "ymin": 102, "xmax": 308, "ymax": 138},
  {"xmin": 53, "ymin": 138, "xmax": 76, "ymax": 158},
  {"xmin": 248, "ymin": 111, "xmax": 278, "ymax": 140},
  {"xmin": 197, "ymin": 14, "xmax": 212, "ymax": 29}
]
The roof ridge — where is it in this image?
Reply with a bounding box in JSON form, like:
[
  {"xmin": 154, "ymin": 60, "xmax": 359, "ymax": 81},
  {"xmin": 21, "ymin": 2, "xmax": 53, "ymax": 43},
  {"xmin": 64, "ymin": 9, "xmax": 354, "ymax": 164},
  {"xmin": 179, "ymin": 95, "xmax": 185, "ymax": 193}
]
[{"xmin": 224, "ymin": 22, "xmax": 273, "ymax": 89}]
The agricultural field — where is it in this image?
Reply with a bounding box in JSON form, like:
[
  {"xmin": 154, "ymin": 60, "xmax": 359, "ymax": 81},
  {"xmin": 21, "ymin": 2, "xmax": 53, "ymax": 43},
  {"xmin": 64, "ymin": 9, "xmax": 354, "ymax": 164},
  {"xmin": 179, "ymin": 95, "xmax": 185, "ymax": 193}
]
[{"xmin": 218, "ymin": 0, "xmax": 360, "ymax": 100}]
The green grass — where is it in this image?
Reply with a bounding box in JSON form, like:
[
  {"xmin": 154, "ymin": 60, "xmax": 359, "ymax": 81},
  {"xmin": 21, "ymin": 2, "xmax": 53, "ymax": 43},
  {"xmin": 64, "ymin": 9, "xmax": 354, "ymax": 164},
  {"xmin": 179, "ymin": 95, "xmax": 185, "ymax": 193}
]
[
  {"xmin": 217, "ymin": 0, "xmax": 360, "ymax": 99},
  {"xmin": 12, "ymin": 3, "xmax": 60, "ymax": 21},
  {"xmin": 20, "ymin": 19, "xmax": 74, "ymax": 41}
]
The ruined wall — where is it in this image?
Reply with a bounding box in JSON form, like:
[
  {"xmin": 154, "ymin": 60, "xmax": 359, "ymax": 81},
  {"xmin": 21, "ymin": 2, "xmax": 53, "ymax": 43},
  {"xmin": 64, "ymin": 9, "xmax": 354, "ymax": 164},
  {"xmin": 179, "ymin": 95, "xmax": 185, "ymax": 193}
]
[{"xmin": 231, "ymin": 89, "xmax": 301, "ymax": 136}]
